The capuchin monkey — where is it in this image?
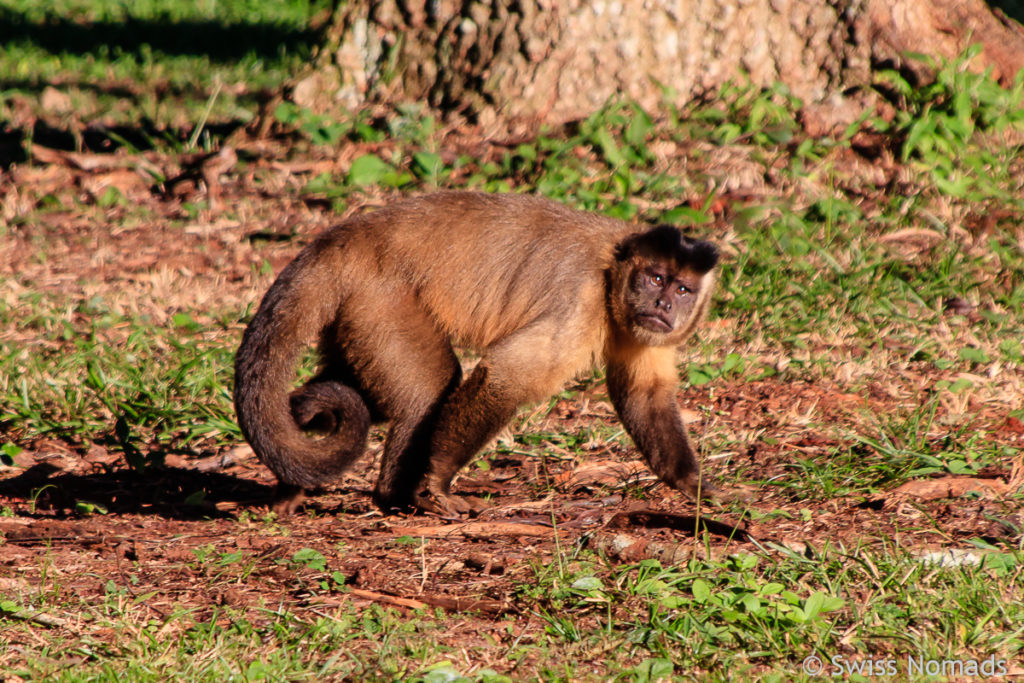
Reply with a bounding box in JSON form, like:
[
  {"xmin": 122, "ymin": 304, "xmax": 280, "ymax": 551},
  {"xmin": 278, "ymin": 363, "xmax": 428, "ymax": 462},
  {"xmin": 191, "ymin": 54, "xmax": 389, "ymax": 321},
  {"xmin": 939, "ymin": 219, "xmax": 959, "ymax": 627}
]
[{"xmin": 234, "ymin": 191, "xmax": 722, "ymax": 515}]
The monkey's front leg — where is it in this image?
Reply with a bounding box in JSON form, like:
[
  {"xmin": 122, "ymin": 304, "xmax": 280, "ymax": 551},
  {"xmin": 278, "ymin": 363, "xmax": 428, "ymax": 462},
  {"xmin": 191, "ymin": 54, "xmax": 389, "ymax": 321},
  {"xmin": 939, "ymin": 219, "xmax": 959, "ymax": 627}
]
[{"xmin": 605, "ymin": 347, "xmax": 721, "ymax": 501}]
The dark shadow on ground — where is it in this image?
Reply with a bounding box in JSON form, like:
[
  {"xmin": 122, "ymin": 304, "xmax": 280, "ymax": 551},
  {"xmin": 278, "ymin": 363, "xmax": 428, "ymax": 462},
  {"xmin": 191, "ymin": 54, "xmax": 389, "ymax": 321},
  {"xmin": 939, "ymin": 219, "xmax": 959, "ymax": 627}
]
[
  {"xmin": 0, "ymin": 8, "xmax": 320, "ymax": 62},
  {"xmin": 0, "ymin": 462, "xmax": 276, "ymax": 519},
  {"xmin": 0, "ymin": 118, "xmax": 248, "ymax": 167},
  {"xmin": 606, "ymin": 508, "xmax": 750, "ymax": 540},
  {"xmin": 2, "ymin": 77, "xmax": 272, "ymax": 101},
  {"xmin": 989, "ymin": 0, "xmax": 1024, "ymax": 24}
]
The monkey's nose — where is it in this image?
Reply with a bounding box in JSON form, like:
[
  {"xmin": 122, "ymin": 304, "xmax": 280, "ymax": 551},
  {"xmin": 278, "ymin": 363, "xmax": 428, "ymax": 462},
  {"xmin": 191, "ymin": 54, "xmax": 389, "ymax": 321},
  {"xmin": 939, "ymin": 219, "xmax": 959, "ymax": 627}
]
[{"xmin": 655, "ymin": 298, "xmax": 671, "ymax": 311}]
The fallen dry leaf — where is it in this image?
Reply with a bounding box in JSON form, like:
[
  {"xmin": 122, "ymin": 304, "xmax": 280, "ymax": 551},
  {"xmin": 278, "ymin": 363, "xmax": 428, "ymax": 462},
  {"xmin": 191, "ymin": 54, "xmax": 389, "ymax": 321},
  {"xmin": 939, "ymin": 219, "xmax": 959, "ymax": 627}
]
[
  {"xmin": 80, "ymin": 169, "xmax": 152, "ymax": 201},
  {"xmin": 391, "ymin": 521, "xmax": 556, "ymax": 540},
  {"xmin": 552, "ymin": 460, "xmax": 649, "ymax": 489},
  {"xmin": 884, "ymin": 476, "xmax": 1010, "ymax": 503}
]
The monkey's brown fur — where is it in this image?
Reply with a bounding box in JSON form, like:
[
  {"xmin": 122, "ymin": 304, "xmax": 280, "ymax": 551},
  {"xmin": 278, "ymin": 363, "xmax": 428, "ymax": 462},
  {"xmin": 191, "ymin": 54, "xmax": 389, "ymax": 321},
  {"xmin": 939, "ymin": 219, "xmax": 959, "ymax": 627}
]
[{"xmin": 234, "ymin": 191, "xmax": 720, "ymax": 515}]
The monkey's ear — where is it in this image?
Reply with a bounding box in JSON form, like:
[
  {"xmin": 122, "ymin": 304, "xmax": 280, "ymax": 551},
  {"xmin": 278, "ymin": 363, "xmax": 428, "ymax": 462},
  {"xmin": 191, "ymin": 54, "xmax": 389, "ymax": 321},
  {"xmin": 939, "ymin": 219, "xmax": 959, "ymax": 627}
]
[
  {"xmin": 615, "ymin": 225, "xmax": 718, "ymax": 274},
  {"xmin": 685, "ymin": 237, "xmax": 719, "ymax": 274}
]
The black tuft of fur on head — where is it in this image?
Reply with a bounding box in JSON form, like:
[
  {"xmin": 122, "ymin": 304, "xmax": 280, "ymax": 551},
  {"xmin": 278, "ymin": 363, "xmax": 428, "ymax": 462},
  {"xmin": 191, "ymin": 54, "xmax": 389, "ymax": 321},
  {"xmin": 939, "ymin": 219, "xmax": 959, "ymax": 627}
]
[{"xmin": 616, "ymin": 225, "xmax": 719, "ymax": 273}]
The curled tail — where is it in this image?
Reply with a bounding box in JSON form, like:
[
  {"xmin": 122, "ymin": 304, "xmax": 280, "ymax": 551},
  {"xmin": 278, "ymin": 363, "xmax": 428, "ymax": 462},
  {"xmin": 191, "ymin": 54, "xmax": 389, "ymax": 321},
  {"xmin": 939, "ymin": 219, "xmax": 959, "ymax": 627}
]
[{"xmin": 234, "ymin": 245, "xmax": 370, "ymax": 489}]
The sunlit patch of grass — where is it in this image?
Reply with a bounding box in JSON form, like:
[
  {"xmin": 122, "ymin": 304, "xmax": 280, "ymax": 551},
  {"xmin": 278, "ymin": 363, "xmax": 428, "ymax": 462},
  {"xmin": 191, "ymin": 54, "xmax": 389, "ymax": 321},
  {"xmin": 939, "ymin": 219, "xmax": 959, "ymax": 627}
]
[
  {"xmin": 0, "ymin": 0, "xmax": 329, "ymax": 135},
  {"xmin": 512, "ymin": 542, "xmax": 1024, "ymax": 679},
  {"xmin": 0, "ymin": 288, "xmax": 242, "ymax": 462}
]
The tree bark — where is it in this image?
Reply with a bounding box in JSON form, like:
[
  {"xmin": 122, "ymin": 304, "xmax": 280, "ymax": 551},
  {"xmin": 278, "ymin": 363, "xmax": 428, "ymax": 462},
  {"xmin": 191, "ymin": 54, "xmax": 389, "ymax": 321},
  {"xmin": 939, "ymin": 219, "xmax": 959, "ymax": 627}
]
[{"xmin": 298, "ymin": 0, "xmax": 1024, "ymax": 126}]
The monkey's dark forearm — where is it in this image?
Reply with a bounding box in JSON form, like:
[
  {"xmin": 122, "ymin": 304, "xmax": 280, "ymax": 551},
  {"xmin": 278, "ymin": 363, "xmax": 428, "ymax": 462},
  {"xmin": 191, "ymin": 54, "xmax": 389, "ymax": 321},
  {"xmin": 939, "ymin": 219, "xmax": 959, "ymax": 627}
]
[{"xmin": 606, "ymin": 365, "xmax": 703, "ymax": 494}]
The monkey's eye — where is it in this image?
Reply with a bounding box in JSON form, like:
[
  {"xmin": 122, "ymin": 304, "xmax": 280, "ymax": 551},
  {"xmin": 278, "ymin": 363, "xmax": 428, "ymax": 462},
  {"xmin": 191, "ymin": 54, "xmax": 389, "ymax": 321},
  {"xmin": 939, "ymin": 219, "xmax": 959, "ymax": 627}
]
[
  {"xmin": 650, "ymin": 273, "xmax": 664, "ymax": 286},
  {"xmin": 676, "ymin": 284, "xmax": 690, "ymax": 296}
]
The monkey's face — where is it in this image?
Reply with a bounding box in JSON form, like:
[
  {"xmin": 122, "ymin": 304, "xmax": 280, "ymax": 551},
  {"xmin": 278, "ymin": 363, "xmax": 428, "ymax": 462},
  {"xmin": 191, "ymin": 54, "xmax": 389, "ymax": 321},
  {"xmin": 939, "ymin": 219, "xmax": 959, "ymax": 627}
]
[
  {"xmin": 624, "ymin": 262, "xmax": 705, "ymax": 340},
  {"xmin": 610, "ymin": 226, "xmax": 718, "ymax": 347}
]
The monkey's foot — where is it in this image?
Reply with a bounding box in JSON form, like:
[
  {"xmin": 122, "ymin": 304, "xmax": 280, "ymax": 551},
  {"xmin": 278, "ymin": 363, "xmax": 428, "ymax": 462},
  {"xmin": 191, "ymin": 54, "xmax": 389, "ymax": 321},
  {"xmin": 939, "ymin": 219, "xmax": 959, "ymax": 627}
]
[
  {"xmin": 413, "ymin": 487, "xmax": 487, "ymax": 518},
  {"xmin": 271, "ymin": 484, "xmax": 307, "ymax": 516}
]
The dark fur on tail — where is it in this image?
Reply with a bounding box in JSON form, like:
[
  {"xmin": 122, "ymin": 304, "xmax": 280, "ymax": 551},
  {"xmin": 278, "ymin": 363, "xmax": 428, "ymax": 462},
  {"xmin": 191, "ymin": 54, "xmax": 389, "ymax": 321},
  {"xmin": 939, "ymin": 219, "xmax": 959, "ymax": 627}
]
[{"xmin": 234, "ymin": 246, "xmax": 370, "ymax": 490}]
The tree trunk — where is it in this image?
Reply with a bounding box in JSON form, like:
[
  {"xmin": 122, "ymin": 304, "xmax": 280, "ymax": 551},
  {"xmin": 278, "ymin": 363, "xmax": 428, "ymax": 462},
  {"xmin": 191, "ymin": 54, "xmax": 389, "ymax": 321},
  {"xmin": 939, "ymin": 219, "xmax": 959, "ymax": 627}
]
[{"xmin": 298, "ymin": 0, "xmax": 1024, "ymax": 126}]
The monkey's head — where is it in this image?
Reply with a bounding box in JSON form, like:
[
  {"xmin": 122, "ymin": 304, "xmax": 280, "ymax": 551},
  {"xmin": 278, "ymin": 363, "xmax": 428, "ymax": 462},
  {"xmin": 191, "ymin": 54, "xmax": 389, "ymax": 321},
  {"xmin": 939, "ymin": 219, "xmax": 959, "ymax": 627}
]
[{"xmin": 609, "ymin": 225, "xmax": 719, "ymax": 347}]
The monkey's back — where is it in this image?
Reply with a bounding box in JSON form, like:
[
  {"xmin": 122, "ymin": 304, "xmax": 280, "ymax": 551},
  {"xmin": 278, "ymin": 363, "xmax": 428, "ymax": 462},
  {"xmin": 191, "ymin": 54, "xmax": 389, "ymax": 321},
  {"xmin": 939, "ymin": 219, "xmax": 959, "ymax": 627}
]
[{"xmin": 318, "ymin": 192, "xmax": 633, "ymax": 352}]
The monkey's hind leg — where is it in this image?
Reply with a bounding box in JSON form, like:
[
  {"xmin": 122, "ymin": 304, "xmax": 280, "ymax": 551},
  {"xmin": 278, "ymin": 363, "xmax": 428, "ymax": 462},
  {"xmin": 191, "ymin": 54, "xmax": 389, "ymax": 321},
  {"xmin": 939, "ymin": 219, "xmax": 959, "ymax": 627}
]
[
  {"xmin": 371, "ymin": 348, "xmax": 464, "ymax": 513},
  {"xmin": 412, "ymin": 327, "xmax": 571, "ymax": 516},
  {"xmin": 411, "ymin": 362, "xmax": 520, "ymax": 516}
]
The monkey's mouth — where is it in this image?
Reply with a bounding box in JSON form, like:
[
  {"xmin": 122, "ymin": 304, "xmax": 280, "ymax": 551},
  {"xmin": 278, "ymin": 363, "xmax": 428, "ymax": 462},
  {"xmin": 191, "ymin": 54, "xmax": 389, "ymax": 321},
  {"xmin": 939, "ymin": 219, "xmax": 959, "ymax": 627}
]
[{"xmin": 636, "ymin": 313, "xmax": 674, "ymax": 333}]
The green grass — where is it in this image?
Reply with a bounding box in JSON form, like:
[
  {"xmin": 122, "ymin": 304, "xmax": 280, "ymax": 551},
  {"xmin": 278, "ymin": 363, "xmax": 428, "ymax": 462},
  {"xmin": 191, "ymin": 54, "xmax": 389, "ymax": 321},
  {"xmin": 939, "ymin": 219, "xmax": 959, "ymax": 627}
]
[
  {"xmin": 3, "ymin": 544, "xmax": 1021, "ymax": 680},
  {"xmin": 0, "ymin": 292, "xmax": 240, "ymax": 460},
  {"xmin": 0, "ymin": 0, "xmax": 330, "ymax": 137}
]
